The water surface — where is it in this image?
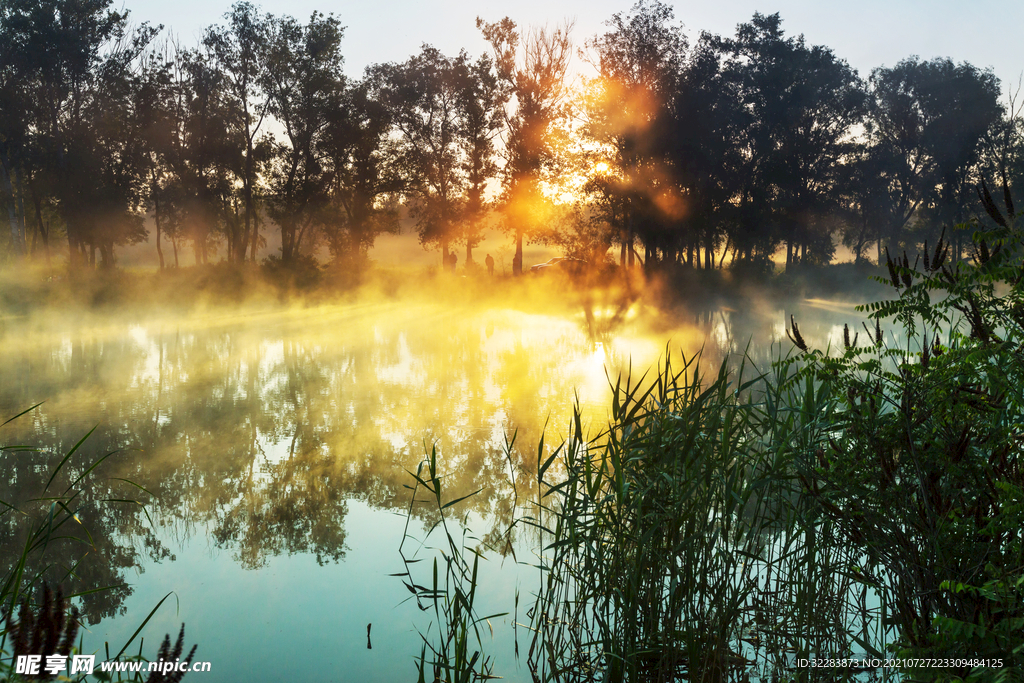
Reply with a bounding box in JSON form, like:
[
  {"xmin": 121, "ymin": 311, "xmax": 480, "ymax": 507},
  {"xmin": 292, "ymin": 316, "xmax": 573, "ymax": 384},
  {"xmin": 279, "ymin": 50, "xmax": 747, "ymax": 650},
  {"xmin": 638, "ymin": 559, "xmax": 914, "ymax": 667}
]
[{"xmin": 0, "ymin": 284, "xmax": 872, "ymax": 681}]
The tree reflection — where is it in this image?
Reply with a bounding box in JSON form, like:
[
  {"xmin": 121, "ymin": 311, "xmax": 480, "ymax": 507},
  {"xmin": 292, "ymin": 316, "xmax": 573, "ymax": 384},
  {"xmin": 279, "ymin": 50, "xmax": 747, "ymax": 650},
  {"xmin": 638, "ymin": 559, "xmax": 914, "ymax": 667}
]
[{"xmin": 0, "ymin": 295, "xmax": 867, "ymax": 619}]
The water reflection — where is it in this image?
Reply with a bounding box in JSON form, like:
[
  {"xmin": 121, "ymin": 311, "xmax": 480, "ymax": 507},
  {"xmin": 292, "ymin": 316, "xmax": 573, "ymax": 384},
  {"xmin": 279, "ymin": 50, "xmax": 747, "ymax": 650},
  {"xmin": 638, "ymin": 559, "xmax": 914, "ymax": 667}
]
[{"xmin": 0, "ymin": 288, "xmax": 880, "ymax": 677}]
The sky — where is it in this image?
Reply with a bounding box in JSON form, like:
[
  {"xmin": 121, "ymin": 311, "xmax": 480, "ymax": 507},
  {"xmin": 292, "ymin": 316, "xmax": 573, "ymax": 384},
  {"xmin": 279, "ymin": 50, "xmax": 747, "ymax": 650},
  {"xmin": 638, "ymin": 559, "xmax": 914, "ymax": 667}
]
[{"xmin": 127, "ymin": 0, "xmax": 1023, "ymax": 90}]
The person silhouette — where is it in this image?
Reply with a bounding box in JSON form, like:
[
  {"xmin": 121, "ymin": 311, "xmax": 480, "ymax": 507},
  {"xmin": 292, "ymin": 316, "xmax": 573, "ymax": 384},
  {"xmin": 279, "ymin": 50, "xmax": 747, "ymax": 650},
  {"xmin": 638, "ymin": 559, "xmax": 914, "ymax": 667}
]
[
  {"xmin": 449, "ymin": 251, "xmax": 458, "ymax": 273},
  {"xmin": 485, "ymin": 253, "xmax": 494, "ymax": 276}
]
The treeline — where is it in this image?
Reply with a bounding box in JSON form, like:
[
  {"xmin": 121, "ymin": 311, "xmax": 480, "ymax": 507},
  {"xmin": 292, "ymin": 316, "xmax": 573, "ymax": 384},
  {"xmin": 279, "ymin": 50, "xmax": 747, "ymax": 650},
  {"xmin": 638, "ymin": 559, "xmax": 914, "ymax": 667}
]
[{"xmin": 0, "ymin": 0, "xmax": 1021, "ymax": 273}]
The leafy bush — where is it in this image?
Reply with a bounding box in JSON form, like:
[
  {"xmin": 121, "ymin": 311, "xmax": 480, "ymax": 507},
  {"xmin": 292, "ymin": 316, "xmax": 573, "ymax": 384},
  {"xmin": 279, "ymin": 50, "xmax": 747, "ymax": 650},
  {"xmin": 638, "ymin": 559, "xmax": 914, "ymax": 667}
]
[{"xmin": 790, "ymin": 204, "xmax": 1024, "ymax": 679}]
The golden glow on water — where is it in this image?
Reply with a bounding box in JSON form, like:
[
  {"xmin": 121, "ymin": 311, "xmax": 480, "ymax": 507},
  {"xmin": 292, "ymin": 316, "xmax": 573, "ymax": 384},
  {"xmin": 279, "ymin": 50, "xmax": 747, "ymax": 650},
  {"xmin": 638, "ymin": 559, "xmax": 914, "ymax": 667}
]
[
  {"xmin": 0, "ymin": 270, "xmax": 884, "ymax": 681},
  {"xmin": 5, "ymin": 276, "xmax": 883, "ymax": 619}
]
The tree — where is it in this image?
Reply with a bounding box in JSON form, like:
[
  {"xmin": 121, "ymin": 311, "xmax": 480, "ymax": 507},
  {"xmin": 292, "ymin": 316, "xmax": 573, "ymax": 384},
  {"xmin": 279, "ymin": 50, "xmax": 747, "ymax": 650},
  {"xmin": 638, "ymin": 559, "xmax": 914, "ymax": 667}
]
[
  {"xmin": 1, "ymin": 0, "xmax": 158, "ymax": 268},
  {"xmin": 374, "ymin": 47, "xmax": 468, "ymax": 263},
  {"xmin": 375, "ymin": 46, "xmax": 503, "ymax": 266},
  {"xmin": 319, "ymin": 77, "xmax": 401, "ymax": 265},
  {"xmin": 667, "ymin": 33, "xmax": 746, "ymax": 269},
  {"xmin": 0, "ymin": 0, "xmax": 31, "ymax": 259},
  {"xmin": 720, "ymin": 13, "xmax": 865, "ymax": 269},
  {"xmin": 456, "ymin": 54, "xmax": 505, "ymax": 265},
  {"xmin": 203, "ymin": 2, "xmax": 270, "ymax": 263},
  {"xmin": 479, "ymin": 17, "xmax": 573, "ymax": 275},
  {"xmin": 865, "ymin": 58, "xmax": 1002, "ymax": 260},
  {"xmin": 582, "ymin": 0, "xmax": 686, "ymax": 268},
  {"xmin": 261, "ymin": 12, "xmax": 346, "ymax": 263},
  {"xmin": 171, "ymin": 46, "xmax": 242, "ymax": 265}
]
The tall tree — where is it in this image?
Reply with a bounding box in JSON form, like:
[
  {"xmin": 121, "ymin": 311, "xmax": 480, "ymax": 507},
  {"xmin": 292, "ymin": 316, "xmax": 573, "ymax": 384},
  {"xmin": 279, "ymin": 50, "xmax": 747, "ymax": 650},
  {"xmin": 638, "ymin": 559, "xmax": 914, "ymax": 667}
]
[
  {"xmin": 1, "ymin": 0, "xmax": 158, "ymax": 267},
  {"xmin": 583, "ymin": 0, "xmax": 686, "ymax": 268},
  {"xmin": 721, "ymin": 13, "xmax": 866, "ymax": 269},
  {"xmin": 261, "ymin": 11, "xmax": 346, "ymax": 263},
  {"xmin": 479, "ymin": 17, "xmax": 573, "ymax": 275},
  {"xmin": 867, "ymin": 58, "xmax": 1002, "ymax": 259},
  {"xmin": 173, "ymin": 47, "xmax": 242, "ymax": 265},
  {"xmin": 0, "ymin": 1, "xmax": 31, "ymax": 259},
  {"xmin": 320, "ymin": 77, "xmax": 401, "ymax": 264},
  {"xmin": 374, "ymin": 47, "xmax": 469, "ymax": 263},
  {"xmin": 457, "ymin": 53, "xmax": 505, "ymax": 265},
  {"xmin": 668, "ymin": 32, "xmax": 746, "ymax": 269},
  {"xmin": 203, "ymin": 2, "xmax": 270, "ymax": 263}
]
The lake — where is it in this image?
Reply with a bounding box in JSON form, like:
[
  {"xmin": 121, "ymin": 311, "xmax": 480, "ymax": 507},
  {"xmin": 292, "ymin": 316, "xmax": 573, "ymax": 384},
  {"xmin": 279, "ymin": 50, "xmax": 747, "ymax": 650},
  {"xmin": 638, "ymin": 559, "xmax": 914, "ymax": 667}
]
[{"xmin": 0, "ymin": 277, "xmax": 878, "ymax": 681}]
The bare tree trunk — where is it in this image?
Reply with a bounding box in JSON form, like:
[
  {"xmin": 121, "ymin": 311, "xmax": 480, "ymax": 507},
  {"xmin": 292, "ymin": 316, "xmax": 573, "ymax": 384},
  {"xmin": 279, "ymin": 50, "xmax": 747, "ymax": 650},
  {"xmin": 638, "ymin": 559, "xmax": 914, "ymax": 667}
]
[
  {"xmin": 153, "ymin": 176, "xmax": 165, "ymax": 269},
  {"xmin": 243, "ymin": 139, "xmax": 253, "ymax": 263},
  {"xmin": 100, "ymin": 242, "xmax": 115, "ymax": 269},
  {"xmin": 626, "ymin": 214, "xmax": 635, "ymax": 268},
  {"xmin": 28, "ymin": 174, "xmax": 50, "ymax": 264},
  {"xmin": 14, "ymin": 166, "xmax": 27, "ymax": 256},
  {"xmin": 249, "ymin": 208, "xmax": 260, "ymax": 263},
  {"xmin": 514, "ymin": 229, "xmax": 523, "ymax": 276},
  {"xmin": 0, "ymin": 153, "xmax": 26, "ymax": 258}
]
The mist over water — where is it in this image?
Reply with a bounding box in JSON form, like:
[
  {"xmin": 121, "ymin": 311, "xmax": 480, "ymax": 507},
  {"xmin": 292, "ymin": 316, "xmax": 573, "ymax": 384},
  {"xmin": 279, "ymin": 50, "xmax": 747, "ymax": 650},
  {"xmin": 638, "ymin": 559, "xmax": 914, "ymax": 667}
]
[{"xmin": 0, "ymin": 273, "xmax": 883, "ymax": 681}]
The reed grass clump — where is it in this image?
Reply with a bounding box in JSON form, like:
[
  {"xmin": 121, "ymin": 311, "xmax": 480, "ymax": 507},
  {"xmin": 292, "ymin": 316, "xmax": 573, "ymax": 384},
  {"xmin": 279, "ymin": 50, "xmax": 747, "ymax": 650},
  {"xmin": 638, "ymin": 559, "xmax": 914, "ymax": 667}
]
[
  {"xmin": 397, "ymin": 446, "xmax": 506, "ymax": 683},
  {"xmin": 514, "ymin": 218, "xmax": 1023, "ymax": 682},
  {"xmin": 523, "ymin": 352, "xmax": 867, "ymax": 683},
  {"xmin": 0, "ymin": 408, "xmax": 196, "ymax": 682},
  {"xmin": 404, "ymin": 211, "xmax": 1024, "ymax": 682}
]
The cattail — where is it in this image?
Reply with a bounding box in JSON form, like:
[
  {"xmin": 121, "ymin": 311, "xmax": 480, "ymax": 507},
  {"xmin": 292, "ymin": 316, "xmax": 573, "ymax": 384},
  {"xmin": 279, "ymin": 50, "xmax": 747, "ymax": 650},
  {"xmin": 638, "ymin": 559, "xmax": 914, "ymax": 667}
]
[
  {"xmin": 843, "ymin": 323, "xmax": 858, "ymax": 350},
  {"xmin": 786, "ymin": 315, "xmax": 808, "ymax": 352},
  {"xmin": 978, "ymin": 178, "xmax": 1008, "ymax": 228},
  {"xmin": 862, "ymin": 319, "xmax": 883, "ymax": 347},
  {"xmin": 885, "ymin": 247, "xmax": 900, "ymax": 289},
  {"xmin": 146, "ymin": 624, "xmax": 197, "ymax": 683},
  {"xmin": 6, "ymin": 583, "xmax": 80, "ymax": 678},
  {"xmin": 931, "ymin": 229, "xmax": 948, "ymax": 272}
]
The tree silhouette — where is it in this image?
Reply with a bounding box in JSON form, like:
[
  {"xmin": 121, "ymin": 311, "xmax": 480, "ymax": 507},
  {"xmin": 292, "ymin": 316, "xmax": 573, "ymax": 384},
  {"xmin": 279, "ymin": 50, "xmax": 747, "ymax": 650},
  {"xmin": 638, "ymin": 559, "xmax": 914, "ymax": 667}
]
[
  {"xmin": 1, "ymin": 0, "xmax": 159, "ymax": 267},
  {"xmin": 582, "ymin": 0, "xmax": 686, "ymax": 268},
  {"xmin": 479, "ymin": 17, "xmax": 573, "ymax": 275},
  {"xmin": 866, "ymin": 58, "xmax": 1002, "ymax": 258},
  {"xmin": 203, "ymin": 1, "xmax": 271, "ymax": 263},
  {"xmin": 719, "ymin": 13, "xmax": 865, "ymax": 269},
  {"xmin": 261, "ymin": 12, "xmax": 346, "ymax": 263}
]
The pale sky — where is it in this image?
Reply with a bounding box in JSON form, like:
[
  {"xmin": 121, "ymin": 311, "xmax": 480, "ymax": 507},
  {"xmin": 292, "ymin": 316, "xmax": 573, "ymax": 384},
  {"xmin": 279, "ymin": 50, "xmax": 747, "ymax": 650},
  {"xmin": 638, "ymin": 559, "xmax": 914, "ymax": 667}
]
[{"xmin": 128, "ymin": 0, "xmax": 1023, "ymax": 91}]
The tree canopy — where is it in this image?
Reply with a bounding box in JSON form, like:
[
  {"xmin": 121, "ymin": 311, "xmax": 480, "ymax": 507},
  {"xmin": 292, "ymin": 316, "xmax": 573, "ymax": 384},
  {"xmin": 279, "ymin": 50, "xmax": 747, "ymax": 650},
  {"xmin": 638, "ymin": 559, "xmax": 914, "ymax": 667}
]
[{"xmin": 0, "ymin": 0, "xmax": 1018, "ymax": 274}]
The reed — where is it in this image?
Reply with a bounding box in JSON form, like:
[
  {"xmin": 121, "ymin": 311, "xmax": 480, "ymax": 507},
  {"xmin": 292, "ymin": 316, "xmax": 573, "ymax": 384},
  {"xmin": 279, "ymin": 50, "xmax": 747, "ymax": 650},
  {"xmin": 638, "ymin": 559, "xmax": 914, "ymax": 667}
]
[
  {"xmin": 422, "ymin": 215, "xmax": 1024, "ymax": 682},
  {"xmin": 397, "ymin": 445, "xmax": 506, "ymax": 683},
  {"xmin": 522, "ymin": 350, "xmax": 870, "ymax": 683},
  {"xmin": 0, "ymin": 407, "xmax": 194, "ymax": 682}
]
